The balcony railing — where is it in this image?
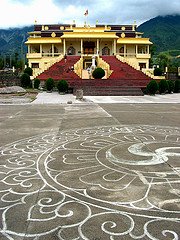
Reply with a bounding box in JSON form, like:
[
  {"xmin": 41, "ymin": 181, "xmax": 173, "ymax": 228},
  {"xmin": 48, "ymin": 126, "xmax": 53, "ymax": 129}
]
[
  {"xmin": 27, "ymin": 53, "xmax": 63, "ymax": 58},
  {"xmin": 136, "ymin": 53, "xmax": 151, "ymax": 59},
  {"xmin": 119, "ymin": 53, "xmax": 150, "ymax": 58},
  {"xmin": 42, "ymin": 53, "xmax": 62, "ymax": 57},
  {"xmin": 119, "ymin": 53, "xmax": 136, "ymax": 57},
  {"xmin": 27, "ymin": 53, "xmax": 42, "ymax": 58}
]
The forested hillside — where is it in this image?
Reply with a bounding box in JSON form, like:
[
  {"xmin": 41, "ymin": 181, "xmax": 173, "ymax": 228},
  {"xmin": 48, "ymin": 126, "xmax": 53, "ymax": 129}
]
[{"xmin": 138, "ymin": 15, "xmax": 180, "ymax": 54}]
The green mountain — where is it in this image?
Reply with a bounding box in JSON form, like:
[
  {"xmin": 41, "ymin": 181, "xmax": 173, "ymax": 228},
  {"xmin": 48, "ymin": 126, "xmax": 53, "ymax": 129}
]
[
  {"xmin": 138, "ymin": 15, "xmax": 180, "ymax": 53},
  {"xmin": 0, "ymin": 26, "xmax": 33, "ymax": 56}
]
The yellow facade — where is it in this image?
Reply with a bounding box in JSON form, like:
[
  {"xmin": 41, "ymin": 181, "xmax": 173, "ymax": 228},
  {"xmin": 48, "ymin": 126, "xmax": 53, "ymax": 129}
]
[{"xmin": 26, "ymin": 23, "xmax": 153, "ymax": 77}]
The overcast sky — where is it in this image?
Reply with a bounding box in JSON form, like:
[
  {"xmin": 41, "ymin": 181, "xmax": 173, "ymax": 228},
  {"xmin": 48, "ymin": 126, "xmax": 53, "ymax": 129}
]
[{"xmin": 0, "ymin": 0, "xmax": 180, "ymax": 29}]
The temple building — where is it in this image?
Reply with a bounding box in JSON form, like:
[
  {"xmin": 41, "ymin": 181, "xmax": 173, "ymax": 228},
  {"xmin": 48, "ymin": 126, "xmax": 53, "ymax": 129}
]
[{"xmin": 25, "ymin": 22, "xmax": 154, "ymax": 95}]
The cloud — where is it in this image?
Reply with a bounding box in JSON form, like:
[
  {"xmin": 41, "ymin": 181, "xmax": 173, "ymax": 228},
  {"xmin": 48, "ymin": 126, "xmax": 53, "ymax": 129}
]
[
  {"xmin": 0, "ymin": 0, "xmax": 87, "ymax": 28},
  {"xmin": 0, "ymin": 0, "xmax": 179, "ymax": 29}
]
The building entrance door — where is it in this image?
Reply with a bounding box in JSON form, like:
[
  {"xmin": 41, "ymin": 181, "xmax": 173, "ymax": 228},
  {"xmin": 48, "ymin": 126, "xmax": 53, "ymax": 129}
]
[{"xmin": 83, "ymin": 41, "xmax": 95, "ymax": 54}]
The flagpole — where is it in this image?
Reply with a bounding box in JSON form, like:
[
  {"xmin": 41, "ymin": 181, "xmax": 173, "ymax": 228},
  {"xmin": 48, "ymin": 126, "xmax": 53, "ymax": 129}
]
[
  {"xmin": 87, "ymin": 11, "xmax": 88, "ymax": 26},
  {"xmin": 84, "ymin": 9, "xmax": 88, "ymax": 26}
]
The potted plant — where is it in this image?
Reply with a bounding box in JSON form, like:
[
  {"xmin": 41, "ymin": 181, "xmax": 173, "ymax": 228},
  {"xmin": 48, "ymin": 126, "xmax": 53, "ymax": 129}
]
[
  {"xmin": 57, "ymin": 80, "xmax": 69, "ymax": 94},
  {"xmin": 20, "ymin": 73, "xmax": 31, "ymax": 88},
  {"xmin": 45, "ymin": 78, "xmax": 54, "ymax": 92},
  {"xmin": 92, "ymin": 67, "xmax": 105, "ymax": 79},
  {"xmin": 146, "ymin": 80, "xmax": 158, "ymax": 95},
  {"xmin": 158, "ymin": 80, "xmax": 168, "ymax": 94},
  {"xmin": 34, "ymin": 78, "xmax": 40, "ymax": 89}
]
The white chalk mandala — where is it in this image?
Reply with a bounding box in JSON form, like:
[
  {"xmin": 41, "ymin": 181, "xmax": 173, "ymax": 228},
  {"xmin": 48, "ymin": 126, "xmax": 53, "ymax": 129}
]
[{"xmin": 0, "ymin": 125, "xmax": 180, "ymax": 239}]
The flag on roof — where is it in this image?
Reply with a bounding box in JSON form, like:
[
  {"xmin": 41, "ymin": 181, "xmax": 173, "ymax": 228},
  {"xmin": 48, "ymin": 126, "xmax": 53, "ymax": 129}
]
[{"xmin": 84, "ymin": 9, "xmax": 88, "ymax": 16}]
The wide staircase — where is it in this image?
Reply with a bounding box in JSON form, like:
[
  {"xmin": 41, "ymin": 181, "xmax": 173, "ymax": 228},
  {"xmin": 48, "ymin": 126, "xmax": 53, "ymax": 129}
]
[
  {"xmin": 78, "ymin": 56, "xmax": 152, "ymax": 96},
  {"xmin": 92, "ymin": 56, "xmax": 152, "ymax": 96},
  {"xmin": 38, "ymin": 56, "xmax": 81, "ymax": 81},
  {"xmin": 102, "ymin": 56, "xmax": 151, "ymax": 81},
  {"xmin": 38, "ymin": 56, "xmax": 152, "ymax": 96}
]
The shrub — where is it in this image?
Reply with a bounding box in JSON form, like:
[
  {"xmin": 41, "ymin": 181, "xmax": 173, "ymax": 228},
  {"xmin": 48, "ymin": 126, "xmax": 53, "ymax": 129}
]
[
  {"xmin": 92, "ymin": 67, "xmax": 105, "ymax": 79},
  {"xmin": 57, "ymin": 80, "xmax": 68, "ymax": 93},
  {"xmin": 146, "ymin": 80, "xmax": 158, "ymax": 95},
  {"xmin": 34, "ymin": 78, "xmax": 40, "ymax": 89},
  {"xmin": 45, "ymin": 78, "xmax": 54, "ymax": 91},
  {"xmin": 174, "ymin": 80, "xmax": 180, "ymax": 93},
  {"xmin": 24, "ymin": 67, "xmax": 33, "ymax": 76},
  {"xmin": 158, "ymin": 80, "xmax": 168, "ymax": 94},
  {"xmin": 20, "ymin": 73, "xmax": 31, "ymax": 88},
  {"xmin": 154, "ymin": 68, "xmax": 163, "ymax": 76},
  {"xmin": 167, "ymin": 80, "xmax": 175, "ymax": 93}
]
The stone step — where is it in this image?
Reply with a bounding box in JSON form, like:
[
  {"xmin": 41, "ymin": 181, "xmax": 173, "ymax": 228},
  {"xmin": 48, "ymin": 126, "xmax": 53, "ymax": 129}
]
[{"xmin": 75, "ymin": 86, "xmax": 144, "ymax": 96}]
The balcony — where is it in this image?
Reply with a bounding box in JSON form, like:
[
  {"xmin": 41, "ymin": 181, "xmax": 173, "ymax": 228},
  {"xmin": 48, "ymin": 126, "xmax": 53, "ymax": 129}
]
[
  {"xmin": 119, "ymin": 53, "xmax": 136, "ymax": 58},
  {"xmin": 42, "ymin": 53, "xmax": 62, "ymax": 57},
  {"xmin": 119, "ymin": 53, "xmax": 150, "ymax": 58},
  {"xmin": 27, "ymin": 53, "xmax": 42, "ymax": 59},
  {"xmin": 136, "ymin": 53, "xmax": 151, "ymax": 59},
  {"xmin": 27, "ymin": 53, "xmax": 62, "ymax": 58}
]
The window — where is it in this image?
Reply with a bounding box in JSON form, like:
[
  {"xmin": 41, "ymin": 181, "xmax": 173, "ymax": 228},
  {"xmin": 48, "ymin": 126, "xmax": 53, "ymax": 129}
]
[
  {"xmin": 138, "ymin": 46, "xmax": 147, "ymax": 54},
  {"xmin": 32, "ymin": 63, "xmax": 39, "ymax": 68}
]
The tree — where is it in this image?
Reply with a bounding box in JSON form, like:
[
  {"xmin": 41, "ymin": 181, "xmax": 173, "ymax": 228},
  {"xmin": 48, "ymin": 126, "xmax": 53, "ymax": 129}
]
[
  {"xmin": 57, "ymin": 80, "xmax": 68, "ymax": 93},
  {"xmin": 167, "ymin": 80, "xmax": 175, "ymax": 93},
  {"xmin": 157, "ymin": 53, "xmax": 171, "ymax": 71},
  {"xmin": 0, "ymin": 57, "xmax": 3, "ymax": 69},
  {"xmin": 45, "ymin": 78, "xmax": 54, "ymax": 91},
  {"xmin": 24, "ymin": 67, "xmax": 33, "ymax": 76},
  {"xmin": 92, "ymin": 67, "xmax": 105, "ymax": 79},
  {"xmin": 174, "ymin": 80, "xmax": 180, "ymax": 93},
  {"xmin": 146, "ymin": 80, "xmax": 158, "ymax": 95},
  {"xmin": 150, "ymin": 45, "xmax": 157, "ymax": 57},
  {"xmin": 20, "ymin": 73, "xmax": 31, "ymax": 88},
  {"xmin": 34, "ymin": 78, "xmax": 40, "ymax": 89},
  {"xmin": 149, "ymin": 45, "xmax": 157, "ymax": 68},
  {"xmin": 158, "ymin": 80, "xmax": 168, "ymax": 94},
  {"xmin": 16, "ymin": 59, "xmax": 25, "ymax": 70}
]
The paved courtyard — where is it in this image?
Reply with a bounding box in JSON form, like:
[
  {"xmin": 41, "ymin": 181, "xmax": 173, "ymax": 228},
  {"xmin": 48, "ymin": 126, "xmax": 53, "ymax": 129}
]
[{"xmin": 0, "ymin": 100, "xmax": 180, "ymax": 239}]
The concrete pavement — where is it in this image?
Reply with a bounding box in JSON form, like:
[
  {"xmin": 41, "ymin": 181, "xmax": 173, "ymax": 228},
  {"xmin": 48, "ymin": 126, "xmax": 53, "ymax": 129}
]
[
  {"xmin": 86, "ymin": 93, "xmax": 180, "ymax": 103},
  {"xmin": 31, "ymin": 92, "xmax": 180, "ymax": 104},
  {"xmin": 0, "ymin": 100, "xmax": 180, "ymax": 239}
]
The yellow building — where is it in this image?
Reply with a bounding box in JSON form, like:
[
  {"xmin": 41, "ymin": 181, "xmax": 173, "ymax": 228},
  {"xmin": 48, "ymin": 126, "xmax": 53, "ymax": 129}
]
[{"xmin": 26, "ymin": 22, "xmax": 153, "ymax": 79}]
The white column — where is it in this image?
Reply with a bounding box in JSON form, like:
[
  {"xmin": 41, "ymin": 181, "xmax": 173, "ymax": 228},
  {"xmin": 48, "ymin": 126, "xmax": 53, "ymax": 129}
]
[
  {"xmin": 147, "ymin": 45, "xmax": 150, "ymax": 54},
  {"xmin": 63, "ymin": 39, "xmax": 66, "ymax": 55},
  {"xmin": 124, "ymin": 44, "xmax": 126, "ymax": 57},
  {"xmin": 81, "ymin": 39, "xmax": 83, "ymax": 54},
  {"xmin": 40, "ymin": 44, "xmax": 42, "ymax": 55},
  {"xmin": 28, "ymin": 45, "xmax": 30, "ymax": 54},
  {"xmin": 97, "ymin": 39, "xmax": 99, "ymax": 54},
  {"xmin": 145, "ymin": 61, "xmax": 148, "ymax": 69},
  {"xmin": 136, "ymin": 45, "xmax": 138, "ymax": 55},
  {"xmin": 52, "ymin": 44, "xmax": 54, "ymax": 57},
  {"xmin": 114, "ymin": 39, "xmax": 116, "ymax": 55}
]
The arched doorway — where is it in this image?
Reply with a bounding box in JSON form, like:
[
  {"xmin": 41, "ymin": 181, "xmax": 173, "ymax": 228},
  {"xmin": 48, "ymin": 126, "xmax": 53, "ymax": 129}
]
[
  {"xmin": 119, "ymin": 47, "xmax": 124, "ymax": 55},
  {"xmin": 54, "ymin": 46, "xmax": 58, "ymax": 53},
  {"xmin": 67, "ymin": 46, "xmax": 76, "ymax": 55},
  {"xmin": 102, "ymin": 47, "xmax": 110, "ymax": 55}
]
